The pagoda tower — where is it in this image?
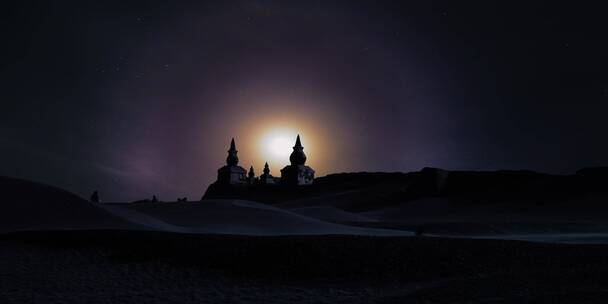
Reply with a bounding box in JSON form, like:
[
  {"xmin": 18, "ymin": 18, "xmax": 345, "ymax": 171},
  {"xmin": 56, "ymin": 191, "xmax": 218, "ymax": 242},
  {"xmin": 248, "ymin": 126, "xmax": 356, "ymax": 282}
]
[
  {"xmin": 280, "ymin": 135, "xmax": 315, "ymax": 185},
  {"xmin": 216, "ymin": 138, "xmax": 247, "ymax": 184},
  {"xmin": 259, "ymin": 162, "xmax": 277, "ymax": 185},
  {"xmin": 247, "ymin": 165, "xmax": 256, "ymax": 184}
]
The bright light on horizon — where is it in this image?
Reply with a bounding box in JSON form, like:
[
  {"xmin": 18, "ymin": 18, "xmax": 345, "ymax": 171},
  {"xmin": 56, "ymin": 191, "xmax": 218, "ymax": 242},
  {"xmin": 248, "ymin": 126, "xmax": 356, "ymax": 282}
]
[
  {"xmin": 239, "ymin": 114, "xmax": 327, "ymax": 176},
  {"xmin": 259, "ymin": 128, "xmax": 298, "ymax": 167},
  {"xmin": 268, "ymin": 137, "xmax": 293, "ymax": 158}
]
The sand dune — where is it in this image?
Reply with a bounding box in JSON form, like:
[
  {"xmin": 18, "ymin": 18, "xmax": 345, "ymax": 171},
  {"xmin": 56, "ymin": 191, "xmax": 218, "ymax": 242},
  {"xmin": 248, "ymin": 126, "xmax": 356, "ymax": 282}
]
[
  {"xmin": 357, "ymin": 196, "xmax": 608, "ymax": 240},
  {"xmin": 4, "ymin": 173, "xmax": 608, "ymax": 241},
  {"xmin": 105, "ymin": 200, "xmax": 410, "ymax": 236},
  {"xmin": 289, "ymin": 206, "xmax": 378, "ymax": 223},
  {"xmin": 0, "ymin": 176, "xmax": 411, "ymax": 235},
  {"xmin": 0, "ymin": 177, "xmax": 138, "ymax": 233}
]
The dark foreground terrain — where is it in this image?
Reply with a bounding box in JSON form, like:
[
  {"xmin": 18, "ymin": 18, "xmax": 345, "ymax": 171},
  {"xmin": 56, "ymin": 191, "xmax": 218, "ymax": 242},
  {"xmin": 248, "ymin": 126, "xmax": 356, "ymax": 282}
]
[{"xmin": 3, "ymin": 230, "xmax": 608, "ymax": 303}]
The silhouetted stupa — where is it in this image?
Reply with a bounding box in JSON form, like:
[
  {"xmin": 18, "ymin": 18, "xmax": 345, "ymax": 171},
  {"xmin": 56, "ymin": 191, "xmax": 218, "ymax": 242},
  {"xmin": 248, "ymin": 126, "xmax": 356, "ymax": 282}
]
[
  {"xmin": 259, "ymin": 162, "xmax": 277, "ymax": 185},
  {"xmin": 280, "ymin": 135, "xmax": 315, "ymax": 185},
  {"xmin": 217, "ymin": 138, "xmax": 247, "ymax": 184},
  {"xmin": 248, "ymin": 166, "xmax": 257, "ymax": 184},
  {"xmin": 213, "ymin": 135, "xmax": 314, "ymax": 187}
]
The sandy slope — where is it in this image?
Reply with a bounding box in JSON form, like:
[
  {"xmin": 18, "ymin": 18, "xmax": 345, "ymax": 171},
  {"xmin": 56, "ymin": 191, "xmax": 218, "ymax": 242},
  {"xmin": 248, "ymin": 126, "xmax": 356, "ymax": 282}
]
[
  {"xmin": 0, "ymin": 177, "xmax": 138, "ymax": 233},
  {"xmin": 104, "ymin": 200, "xmax": 411, "ymax": 236},
  {"xmin": 355, "ymin": 196, "xmax": 608, "ymax": 241},
  {"xmin": 289, "ymin": 206, "xmax": 378, "ymax": 223},
  {"xmin": 0, "ymin": 177, "xmax": 411, "ymax": 235},
  {"xmin": 3, "ymin": 174, "xmax": 607, "ymax": 241}
]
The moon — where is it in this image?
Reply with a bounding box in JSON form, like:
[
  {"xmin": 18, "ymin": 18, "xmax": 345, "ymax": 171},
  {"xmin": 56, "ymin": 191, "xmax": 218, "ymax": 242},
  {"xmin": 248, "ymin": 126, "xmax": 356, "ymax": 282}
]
[
  {"xmin": 259, "ymin": 128, "xmax": 298, "ymax": 167},
  {"xmin": 268, "ymin": 137, "xmax": 293, "ymax": 158}
]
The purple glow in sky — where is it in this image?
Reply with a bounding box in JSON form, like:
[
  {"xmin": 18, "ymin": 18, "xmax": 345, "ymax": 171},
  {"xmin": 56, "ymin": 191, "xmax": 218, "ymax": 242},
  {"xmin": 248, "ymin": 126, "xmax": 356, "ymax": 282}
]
[{"xmin": 2, "ymin": 1, "xmax": 608, "ymax": 201}]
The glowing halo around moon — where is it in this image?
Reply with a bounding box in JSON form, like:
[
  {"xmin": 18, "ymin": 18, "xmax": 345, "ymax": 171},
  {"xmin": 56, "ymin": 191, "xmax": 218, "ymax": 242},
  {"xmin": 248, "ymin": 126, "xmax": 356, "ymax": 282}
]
[
  {"xmin": 268, "ymin": 136, "xmax": 293, "ymax": 158},
  {"xmin": 258, "ymin": 128, "xmax": 299, "ymax": 166},
  {"xmin": 235, "ymin": 111, "xmax": 329, "ymax": 175}
]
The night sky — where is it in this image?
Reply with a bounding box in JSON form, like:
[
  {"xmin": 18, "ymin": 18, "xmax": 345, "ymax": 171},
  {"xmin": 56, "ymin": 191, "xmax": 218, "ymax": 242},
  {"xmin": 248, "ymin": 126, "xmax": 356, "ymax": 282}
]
[{"xmin": 2, "ymin": 1, "xmax": 608, "ymax": 201}]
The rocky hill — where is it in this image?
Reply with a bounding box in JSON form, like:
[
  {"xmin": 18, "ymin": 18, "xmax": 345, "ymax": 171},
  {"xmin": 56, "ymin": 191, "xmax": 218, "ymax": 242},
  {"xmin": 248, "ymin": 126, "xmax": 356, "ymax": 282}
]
[{"xmin": 203, "ymin": 167, "xmax": 608, "ymax": 212}]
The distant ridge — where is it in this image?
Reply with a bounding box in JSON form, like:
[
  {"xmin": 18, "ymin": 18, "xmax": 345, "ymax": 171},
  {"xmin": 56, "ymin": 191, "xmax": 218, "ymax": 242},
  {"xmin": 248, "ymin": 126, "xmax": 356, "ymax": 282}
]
[{"xmin": 204, "ymin": 167, "xmax": 608, "ymax": 211}]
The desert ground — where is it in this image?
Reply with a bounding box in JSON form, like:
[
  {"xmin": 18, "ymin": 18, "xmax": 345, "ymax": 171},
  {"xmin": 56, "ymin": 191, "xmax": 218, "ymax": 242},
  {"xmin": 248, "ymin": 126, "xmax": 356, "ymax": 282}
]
[
  {"xmin": 2, "ymin": 172, "xmax": 608, "ymax": 303},
  {"xmin": 5, "ymin": 231, "xmax": 608, "ymax": 303}
]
